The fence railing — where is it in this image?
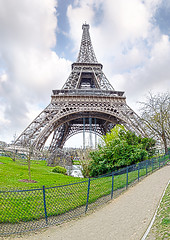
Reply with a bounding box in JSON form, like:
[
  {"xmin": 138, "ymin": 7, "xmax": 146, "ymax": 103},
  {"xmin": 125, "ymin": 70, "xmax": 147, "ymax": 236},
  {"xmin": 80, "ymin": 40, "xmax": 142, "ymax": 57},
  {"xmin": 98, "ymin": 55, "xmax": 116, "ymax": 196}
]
[{"xmin": 0, "ymin": 155, "xmax": 169, "ymax": 235}]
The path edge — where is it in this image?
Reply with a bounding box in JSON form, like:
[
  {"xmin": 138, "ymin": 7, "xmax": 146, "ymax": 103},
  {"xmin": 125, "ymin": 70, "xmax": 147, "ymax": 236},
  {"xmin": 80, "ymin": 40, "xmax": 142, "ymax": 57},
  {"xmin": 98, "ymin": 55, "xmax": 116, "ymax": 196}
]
[{"xmin": 141, "ymin": 177, "xmax": 170, "ymax": 240}]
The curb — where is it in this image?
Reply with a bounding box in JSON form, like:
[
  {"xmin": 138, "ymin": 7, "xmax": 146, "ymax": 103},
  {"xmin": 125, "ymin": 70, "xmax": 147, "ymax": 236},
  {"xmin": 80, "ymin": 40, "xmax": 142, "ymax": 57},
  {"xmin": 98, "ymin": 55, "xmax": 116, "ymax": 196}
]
[{"xmin": 141, "ymin": 179, "xmax": 170, "ymax": 240}]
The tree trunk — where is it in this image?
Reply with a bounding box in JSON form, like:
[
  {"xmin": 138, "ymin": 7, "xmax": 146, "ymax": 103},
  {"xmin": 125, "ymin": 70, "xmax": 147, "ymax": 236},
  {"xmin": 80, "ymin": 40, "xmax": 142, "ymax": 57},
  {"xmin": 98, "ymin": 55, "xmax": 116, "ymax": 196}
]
[
  {"xmin": 162, "ymin": 133, "xmax": 168, "ymax": 155},
  {"xmin": 28, "ymin": 155, "xmax": 31, "ymax": 181}
]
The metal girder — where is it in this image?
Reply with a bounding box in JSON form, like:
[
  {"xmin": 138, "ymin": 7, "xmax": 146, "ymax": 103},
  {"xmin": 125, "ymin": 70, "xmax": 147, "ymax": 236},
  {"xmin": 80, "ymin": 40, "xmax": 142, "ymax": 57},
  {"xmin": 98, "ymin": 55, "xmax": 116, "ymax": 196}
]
[
  {"xmin": 31, "ymin": 94, "xmax": 146, "ymax": 150},
  {"xmin": 15, "ymin": 93, "xmax": 147, "ymax": 151},
  {"xmin": 15, "ymin": 103, "xmax": 59, "ymax": 146},
  {"xmin": 62, "ymin": 23, "xmax": 114, "ymax": 91},
  {"xmin": 15, "ymin": 24, "xmax": 147, "ymax": 153},
  {"xmin": 77, "ymin": 24, "xmax": 98, "ymax": 63},
  {"xmin": 48, "ymin": 118, "xmax": 107, "ymax": 151},
  {"xmin": 62, "ymin": 64, "xmax": 114, "ymax": 91}
]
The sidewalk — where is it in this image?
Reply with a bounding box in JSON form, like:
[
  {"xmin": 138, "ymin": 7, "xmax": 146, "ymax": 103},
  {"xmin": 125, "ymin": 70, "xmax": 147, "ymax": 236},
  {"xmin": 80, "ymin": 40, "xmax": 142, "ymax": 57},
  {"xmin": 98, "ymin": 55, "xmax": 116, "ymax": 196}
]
[{"xmin": 6, "ymin": 165, "xmax": 170, "ymax": 240}]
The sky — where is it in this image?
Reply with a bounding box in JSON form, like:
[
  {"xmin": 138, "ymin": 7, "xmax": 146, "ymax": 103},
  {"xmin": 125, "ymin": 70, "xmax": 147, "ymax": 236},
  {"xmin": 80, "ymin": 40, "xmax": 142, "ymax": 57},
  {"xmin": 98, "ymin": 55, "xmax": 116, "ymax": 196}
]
[{"xmin": 0, "ymin": 0, "xmax": 170, "ymax": 147}]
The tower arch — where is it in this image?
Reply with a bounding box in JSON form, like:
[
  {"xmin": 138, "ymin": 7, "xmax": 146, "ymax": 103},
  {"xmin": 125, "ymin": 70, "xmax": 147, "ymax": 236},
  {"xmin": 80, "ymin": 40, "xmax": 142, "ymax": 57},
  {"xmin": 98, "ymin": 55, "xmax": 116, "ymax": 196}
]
[{"xmin": 15, "ymin": 24, "xmax": 146, "ymax": 154}]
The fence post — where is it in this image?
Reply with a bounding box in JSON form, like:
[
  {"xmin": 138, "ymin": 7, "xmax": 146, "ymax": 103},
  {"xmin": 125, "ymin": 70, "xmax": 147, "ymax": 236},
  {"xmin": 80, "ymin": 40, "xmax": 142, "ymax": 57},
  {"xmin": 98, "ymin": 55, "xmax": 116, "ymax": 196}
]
[
  {"xmin": 42, "ymin": 185, "xmax": 48, "ymax": 225},
  {"xmin": 163, "ymin": 155, "xmax": 165, "ymax": 166},
  {"xmin": 138, "ymin": 163, "xmax": 140, "ymax": 182},
  {"xmin": 85, "ymin": 178, "xmax": 91, "ymax": 213},
  {"xmin": 126, "ymin": 166, "xmax": 128, "ymax": 189},
  {"xmin": 146, "ymin": 160, "xmax": 148, "ymax": 176},
  {"xmin": 151, "ymin": 158, "xmax": 153, "ymax": 172},
  {"xmin": 111, "ymin": 173, "xmax": 114, "ymax": 199}
]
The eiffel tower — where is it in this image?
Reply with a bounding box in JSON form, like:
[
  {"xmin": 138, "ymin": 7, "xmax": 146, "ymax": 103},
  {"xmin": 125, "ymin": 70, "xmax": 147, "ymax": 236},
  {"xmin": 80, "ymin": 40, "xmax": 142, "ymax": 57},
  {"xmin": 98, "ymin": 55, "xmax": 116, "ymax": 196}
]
[{"xmin": 15, "ymin": 24, "xmax": 146, "ymax": 151}]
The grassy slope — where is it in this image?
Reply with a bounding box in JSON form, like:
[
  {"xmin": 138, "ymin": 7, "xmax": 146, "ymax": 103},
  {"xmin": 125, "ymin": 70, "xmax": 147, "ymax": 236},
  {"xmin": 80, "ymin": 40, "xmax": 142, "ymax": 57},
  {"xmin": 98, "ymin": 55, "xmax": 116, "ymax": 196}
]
[
  {"xmin": 146, "ymin": 183, "xmax": 170, "ymax": 240},
  {"xmin": 0, "ymin": 155, "xmax": 167, "ymax": 224},
  {"xmin": 0, "ymin": 156, "xmax": 83, "ymax": 189}
]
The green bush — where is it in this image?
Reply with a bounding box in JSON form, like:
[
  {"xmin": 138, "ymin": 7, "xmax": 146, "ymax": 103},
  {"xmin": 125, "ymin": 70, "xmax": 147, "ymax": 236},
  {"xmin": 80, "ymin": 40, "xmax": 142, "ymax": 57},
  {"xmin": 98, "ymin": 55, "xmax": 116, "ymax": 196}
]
[
  {"xmin": 52, "ymin": 166, "xmax": 67, "ymax": 175},
  {"xmin": 88, "ymin": 125, "xmax": 156, "ymax": 177}
]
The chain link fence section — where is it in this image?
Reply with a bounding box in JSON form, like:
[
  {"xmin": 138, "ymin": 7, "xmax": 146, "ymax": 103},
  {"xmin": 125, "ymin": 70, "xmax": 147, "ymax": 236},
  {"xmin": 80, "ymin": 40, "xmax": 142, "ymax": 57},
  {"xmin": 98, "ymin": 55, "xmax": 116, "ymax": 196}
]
[
  {"xmin": 45, "ymin": 180, "xmax": 88, "ymax": 226},
  {"xmin": 0, "ymin": 155, "xmax": 169, "ymax": 235}
]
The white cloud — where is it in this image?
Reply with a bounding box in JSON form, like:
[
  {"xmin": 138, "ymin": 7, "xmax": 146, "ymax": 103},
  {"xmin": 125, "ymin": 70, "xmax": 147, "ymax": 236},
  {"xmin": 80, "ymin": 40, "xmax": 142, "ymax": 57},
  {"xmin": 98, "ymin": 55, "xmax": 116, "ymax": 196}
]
[
  {"xmin": 133, "ymin": 34, "xmax": 170, "ymax": 93},
  {"xmin": 0, "ymin": 0, "xmax": 57, "ymax": 50},
  {"xmin": 112, "ymin": 34, "xmax": 170, "ymax": 113},
  {"xmin": 0, "ymin": 0, "xmax": 71, "ymax": 143},
  {"xmin": 66, "ymin": 0, "xmax": 170, "ymax": 114},
  {"xmin": 67, "ymin": 0, "xmax": 158, "ymax": 57},
  {"xmin": 67, "ymin": 3, "xmax": 95, "ymax": 55},
  {"xmin": 101, "ymin": 0, "xmax": 150, "ymax": 41}
]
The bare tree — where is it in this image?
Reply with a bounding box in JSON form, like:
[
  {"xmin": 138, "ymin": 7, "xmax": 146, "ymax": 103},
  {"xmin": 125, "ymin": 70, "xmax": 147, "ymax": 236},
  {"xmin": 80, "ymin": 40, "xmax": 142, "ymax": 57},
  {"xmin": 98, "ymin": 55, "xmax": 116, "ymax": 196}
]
[
  {"xmin": 77, "ymin": 148, "xmax": 92, "ymax": 177},
  {"xmin": 139, "ymin": 92, "xmax": 170, "ymax": 154},
  {"xmin": 0, "ymin": 141, "xmax": 7, "ymax": 157},
  {"xmin": 27, "ymin": 145, "xmax": 33, "ymax": 181},
  {"xmin": 11, "ymin": 133, "xmax": 17, "ymax": 161},
  {"xmin": 21, "ymin": 139, "xmax": 35, "ymax": 181},
  {"xmin": 0, "ymin": 138, "xmax": 17, "ymax": 162}
]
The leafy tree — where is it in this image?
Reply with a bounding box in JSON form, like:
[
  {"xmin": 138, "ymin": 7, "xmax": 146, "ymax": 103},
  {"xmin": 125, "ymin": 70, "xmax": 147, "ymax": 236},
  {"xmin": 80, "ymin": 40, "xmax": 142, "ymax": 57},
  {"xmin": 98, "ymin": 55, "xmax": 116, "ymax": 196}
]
[
  {"xmin": 118, "ymin": 130, "xmax": 156, "ymax": 158},
  {"xmin": 139, "ymin": 92, "xmax": 170, "ymax": 154},
  {"xmin": 103, "ymin": 124, "xmax": 125, "ymax": 145},
  {"xmin": 88, "ymin": 125, "xmax": 156, "ymax": 177}
]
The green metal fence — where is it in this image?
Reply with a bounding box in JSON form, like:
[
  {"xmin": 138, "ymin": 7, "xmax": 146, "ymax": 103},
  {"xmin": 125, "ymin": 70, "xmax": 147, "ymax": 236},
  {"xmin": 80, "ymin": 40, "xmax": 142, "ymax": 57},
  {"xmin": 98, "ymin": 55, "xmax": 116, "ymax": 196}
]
[{"xmin": 0, "ymin": 155, "xmax": 169, "ymax": 235}]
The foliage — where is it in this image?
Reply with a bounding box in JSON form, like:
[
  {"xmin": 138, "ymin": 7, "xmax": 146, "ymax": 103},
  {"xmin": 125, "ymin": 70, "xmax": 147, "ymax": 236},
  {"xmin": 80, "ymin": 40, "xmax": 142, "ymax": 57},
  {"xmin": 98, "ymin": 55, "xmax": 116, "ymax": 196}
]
[
  {"xmin": 52, "ymin": 166, "xmax": 67, "ymax": 175},
  {"xmin": 72, "ymin": 160, "xmax": 80, "ymax": 165},
  {"xmin": 140, "ymin": 92, "xmax": 170, "ymax": 154},
  {"xmin": 118, "ymin": 129, "xmax": 156, "ymax": 158},
  {"xmin": 102, "ymin": 124, "xmax": 125, "ymax": 145},
  {"xmin": 88, "ymin": 125, "xmax": 156, "ymax": 177}
]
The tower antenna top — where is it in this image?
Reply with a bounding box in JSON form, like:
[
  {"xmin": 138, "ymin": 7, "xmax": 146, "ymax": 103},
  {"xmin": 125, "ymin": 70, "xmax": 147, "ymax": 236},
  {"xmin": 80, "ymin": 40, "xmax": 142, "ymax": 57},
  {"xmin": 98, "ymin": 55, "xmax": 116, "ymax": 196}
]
[
  {"xmin": 78, "ymin": 23, "xmax": 96, "ymax": 63},
  {"xmin": 62, "ymin": 23, "xmax": 114, "ymax": 90},
  {"xmin": 82, "ymin": 22, "xmax": 89, "ymax": 29}
]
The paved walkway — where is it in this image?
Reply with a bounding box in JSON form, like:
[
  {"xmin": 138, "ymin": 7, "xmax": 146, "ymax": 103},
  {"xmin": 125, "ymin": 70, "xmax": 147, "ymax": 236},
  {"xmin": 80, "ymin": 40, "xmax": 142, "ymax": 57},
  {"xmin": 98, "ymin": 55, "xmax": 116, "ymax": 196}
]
[{"xmin": 6, "ymin": 166, "xmax": 170, "ymax": 240}]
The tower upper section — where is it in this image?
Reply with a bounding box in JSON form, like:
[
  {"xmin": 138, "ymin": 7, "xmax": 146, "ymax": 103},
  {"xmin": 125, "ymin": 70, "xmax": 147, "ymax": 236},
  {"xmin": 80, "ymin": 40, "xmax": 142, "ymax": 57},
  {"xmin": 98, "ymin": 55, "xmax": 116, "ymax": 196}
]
[
  {"xmin": 61, "ymin": 23, "xmax": 115, "ymax": 91},
  {"xmin": 76, "ymin": 24, "xmax": 98, "ymax": 63}
]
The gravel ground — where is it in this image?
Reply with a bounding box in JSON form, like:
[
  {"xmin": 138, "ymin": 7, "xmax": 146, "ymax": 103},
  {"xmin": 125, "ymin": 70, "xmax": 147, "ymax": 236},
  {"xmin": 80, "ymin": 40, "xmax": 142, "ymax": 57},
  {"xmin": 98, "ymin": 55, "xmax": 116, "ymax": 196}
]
[{"xmin": 3, "ymin": 165, "xmax": 170, "ymax": 240}]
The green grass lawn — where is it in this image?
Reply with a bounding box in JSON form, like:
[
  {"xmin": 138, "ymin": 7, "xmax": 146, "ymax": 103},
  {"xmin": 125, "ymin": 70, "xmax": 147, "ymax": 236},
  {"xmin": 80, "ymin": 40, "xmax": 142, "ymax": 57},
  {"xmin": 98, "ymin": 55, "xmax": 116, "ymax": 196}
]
[
  {"xmin": 0, "ymin": 155, "xmax": 168, "ymax": 225},
  {"xmin": 146, "ymin": 183, "xmax": 170, "ymax": 240},
  {"xmin": 0, "ymin": 156, "xmax": 83, "ymax": 189},
  {"xmin": 73, "ymin": 160, "xmax": 80, "ymax": 165}
]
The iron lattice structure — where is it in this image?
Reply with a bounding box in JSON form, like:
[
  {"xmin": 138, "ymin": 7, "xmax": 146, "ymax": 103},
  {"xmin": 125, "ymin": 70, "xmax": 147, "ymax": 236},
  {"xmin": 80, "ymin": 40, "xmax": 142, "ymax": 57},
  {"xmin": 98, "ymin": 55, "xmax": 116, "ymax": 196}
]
[{"xmin": 15, "ymin": 24, "xmax": 146, "ymax": 151}]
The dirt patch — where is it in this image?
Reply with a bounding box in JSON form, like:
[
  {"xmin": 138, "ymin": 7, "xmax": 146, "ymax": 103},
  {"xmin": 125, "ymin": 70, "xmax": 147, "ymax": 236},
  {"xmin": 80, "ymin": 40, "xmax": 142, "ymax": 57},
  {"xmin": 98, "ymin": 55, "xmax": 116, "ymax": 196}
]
[{"xmin": 19, "ymin": 179, "xmax": 37, "ymax": 183}]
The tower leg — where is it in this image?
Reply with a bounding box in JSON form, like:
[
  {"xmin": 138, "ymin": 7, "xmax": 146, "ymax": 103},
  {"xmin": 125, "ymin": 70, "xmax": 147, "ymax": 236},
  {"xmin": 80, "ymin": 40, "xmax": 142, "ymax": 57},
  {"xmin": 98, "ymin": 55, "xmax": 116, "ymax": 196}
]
[
  {"xmin": 89, "ymin": 117, "xmax": 92, "ymax": 148},
  {"xmin": 95, "ymin": 118, "xmax": 97, "ymax": 149},
  {"xmin": 83, "ymin": 118, "xmax": 85, "ymax": 149}
]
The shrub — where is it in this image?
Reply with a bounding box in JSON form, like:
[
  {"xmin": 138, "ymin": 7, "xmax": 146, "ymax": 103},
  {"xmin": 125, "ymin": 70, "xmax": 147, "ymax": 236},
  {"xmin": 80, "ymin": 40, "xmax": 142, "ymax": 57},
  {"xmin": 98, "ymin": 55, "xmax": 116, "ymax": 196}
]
[
  {"xmin": 52, "ymin": 166, "xmax": 67, "ymax": 175},
  {"xmin": 88, "ymin": 126, "xmax": 156, "ymax": 177}
]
